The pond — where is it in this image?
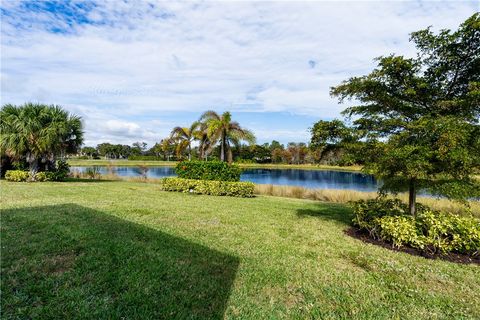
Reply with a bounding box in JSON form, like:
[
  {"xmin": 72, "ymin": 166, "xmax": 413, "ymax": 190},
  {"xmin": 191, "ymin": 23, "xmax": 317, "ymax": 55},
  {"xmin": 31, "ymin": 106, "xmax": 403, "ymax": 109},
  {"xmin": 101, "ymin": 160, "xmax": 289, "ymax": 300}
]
[{"xmin": 71, "ymin": 166, "xmax": 380, "ymax": 192}]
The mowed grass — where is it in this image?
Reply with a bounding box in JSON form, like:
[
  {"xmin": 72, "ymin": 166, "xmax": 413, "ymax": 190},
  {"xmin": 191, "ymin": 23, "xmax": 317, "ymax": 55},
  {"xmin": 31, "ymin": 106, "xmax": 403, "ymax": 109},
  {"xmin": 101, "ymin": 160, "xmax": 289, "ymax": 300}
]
[{"xmin": 1, "ymin": 181, "xmax": 479, "ymax": 319}]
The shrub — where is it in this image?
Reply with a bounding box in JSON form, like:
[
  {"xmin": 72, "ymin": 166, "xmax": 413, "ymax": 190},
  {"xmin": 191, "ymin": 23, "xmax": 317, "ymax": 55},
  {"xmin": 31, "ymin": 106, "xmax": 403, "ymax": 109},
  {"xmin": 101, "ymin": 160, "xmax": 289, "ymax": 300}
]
[
  {"xmin": 5, "ymin": 161, "xmax": 69, "ymax": 182},
  {"xmin": 417, "ymin": 210, "xmax": 480, "ymax": 255},
  {"xmin": 34, "ymin": 171, "xmax": 55, "ymax": 182},
  {"xmin": 161, "ymin": 177, "xmax": 254, "ymax": 197},
  {"xmin": 50, "ymin": 160, "xmax": 70, "ymax": 181},
  {"xmin": 351, "ymin": 198, "xmax": 408, "ymax": 235},
  {"xmin": 5, "ymin": 170, "xmax": 29, "ymax": 182},
  {"xmin": 352, "ymin": 198, "xmax": 480, "ymax": 256},
  {"xmin": 175, "ymin": 161, "xmax": 242, "ymax": 182},
  {"xmin": 377, "ymin": 215, "xmax": 425, "ymax": 249}
]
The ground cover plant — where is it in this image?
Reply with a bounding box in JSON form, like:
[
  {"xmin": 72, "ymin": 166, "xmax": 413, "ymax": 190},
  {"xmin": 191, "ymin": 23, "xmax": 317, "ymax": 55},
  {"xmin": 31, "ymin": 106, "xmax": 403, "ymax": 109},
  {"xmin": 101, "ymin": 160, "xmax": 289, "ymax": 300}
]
[
  {"xmin": 1, "ymin": 180, "xmax": 479, "ymax": 319},
  {"xmin": 351, "ymin": 198, "xmax": 480, "ymax": 257},
  {"xmin": 4, "ymin": 160, "xmax": 71, "ymax": 182}
]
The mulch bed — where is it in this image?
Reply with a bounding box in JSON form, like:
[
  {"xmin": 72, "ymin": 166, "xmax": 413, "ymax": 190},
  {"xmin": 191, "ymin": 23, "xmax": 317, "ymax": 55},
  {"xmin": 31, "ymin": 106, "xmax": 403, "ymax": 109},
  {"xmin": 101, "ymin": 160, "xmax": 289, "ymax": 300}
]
[{"xmin": 345, "ymin": 227, "xmax": 480, "ymax": 265}]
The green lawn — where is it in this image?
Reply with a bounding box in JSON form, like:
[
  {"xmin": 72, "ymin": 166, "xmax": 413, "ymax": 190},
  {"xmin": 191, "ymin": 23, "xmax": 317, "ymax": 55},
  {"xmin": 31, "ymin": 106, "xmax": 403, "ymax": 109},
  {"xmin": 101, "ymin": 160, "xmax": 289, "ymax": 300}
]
[
  {"xmin": 67, "ymin": 159, "xmax": 362, "ymax": 171},
  {"xmin": 1, "ymin": 180, "xmax": 478, "ymax": 319}
]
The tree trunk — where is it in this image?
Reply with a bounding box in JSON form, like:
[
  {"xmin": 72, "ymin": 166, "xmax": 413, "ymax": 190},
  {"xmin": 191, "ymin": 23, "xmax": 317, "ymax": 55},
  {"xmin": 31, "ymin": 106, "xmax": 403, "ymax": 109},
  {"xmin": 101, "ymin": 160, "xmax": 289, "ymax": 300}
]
[
  {"xmin": 29, "ymin": 158, "xmax": 39, "ymax": 176},
  {"xmin": 220, "ymin": 134, "xmax": 226, "ymax": 162},
  {"xmin": 188, "ymin": 143, "xmax": 192, "ymax": 161},
  {"xmin": 227, "ymin": 142, "xmax": 233, "ymax": 164},
  {"xmin": 408, "ymin": 179, "xmax": 416, "ymax": 217}
]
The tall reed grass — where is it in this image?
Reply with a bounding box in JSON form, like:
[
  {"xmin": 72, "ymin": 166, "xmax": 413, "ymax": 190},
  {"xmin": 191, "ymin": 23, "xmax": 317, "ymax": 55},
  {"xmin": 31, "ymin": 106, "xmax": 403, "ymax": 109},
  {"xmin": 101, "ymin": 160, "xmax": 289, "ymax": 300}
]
[{"xmin": 254, "ymin": 184, "xmax": 480, "ymax": 217}]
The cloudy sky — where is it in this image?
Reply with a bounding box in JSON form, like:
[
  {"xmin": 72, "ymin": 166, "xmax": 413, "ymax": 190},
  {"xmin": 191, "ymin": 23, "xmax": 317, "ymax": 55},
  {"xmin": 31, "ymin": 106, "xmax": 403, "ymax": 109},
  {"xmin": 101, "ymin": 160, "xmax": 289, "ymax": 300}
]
[{"xmin": 1, "ymin": 1, "xmax": 478, "ymax": 147}]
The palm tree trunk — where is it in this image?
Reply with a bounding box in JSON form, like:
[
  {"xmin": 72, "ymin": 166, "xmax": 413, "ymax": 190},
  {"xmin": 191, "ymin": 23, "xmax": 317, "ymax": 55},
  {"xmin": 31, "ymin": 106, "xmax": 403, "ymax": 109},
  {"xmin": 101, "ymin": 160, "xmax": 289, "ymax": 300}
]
[
  {"xmin": 220, "ymin": 134, "xmax": 226, "ymax": 162},
  {"xmin": 188, "ymin": 143, "xmax": 192, "ymax": 161},
  {"xmin": 28, "ymin": 158, "xmax": 39, "ymax": 176}
]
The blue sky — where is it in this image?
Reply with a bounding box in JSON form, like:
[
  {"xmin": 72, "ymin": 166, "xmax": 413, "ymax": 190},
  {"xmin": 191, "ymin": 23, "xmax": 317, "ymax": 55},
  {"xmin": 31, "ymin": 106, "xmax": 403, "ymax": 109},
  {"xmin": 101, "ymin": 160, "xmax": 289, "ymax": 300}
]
[{"xmin": 1, "ymin": 1, "xmax": 478, "ymax": 147}]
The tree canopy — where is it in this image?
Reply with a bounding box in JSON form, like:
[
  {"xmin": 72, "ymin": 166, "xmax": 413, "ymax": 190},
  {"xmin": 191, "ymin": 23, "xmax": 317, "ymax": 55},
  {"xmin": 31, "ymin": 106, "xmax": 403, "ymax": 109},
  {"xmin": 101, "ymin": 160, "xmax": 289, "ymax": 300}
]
[
  {"xmin": 1, "ymin": 103, "xmax": 83, "ymax": 174},
  {"xmin": 330, "ymin": 13, "xmax": 480, "ymax": 215}
]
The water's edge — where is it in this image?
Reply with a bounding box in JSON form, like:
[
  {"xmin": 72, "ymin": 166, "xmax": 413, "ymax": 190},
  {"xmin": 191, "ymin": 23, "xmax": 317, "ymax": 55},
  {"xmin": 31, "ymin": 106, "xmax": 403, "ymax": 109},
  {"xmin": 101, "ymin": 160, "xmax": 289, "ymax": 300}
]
[{"xmin": 71, "ymin": 166, "xmax": 379, "ymax": 192}]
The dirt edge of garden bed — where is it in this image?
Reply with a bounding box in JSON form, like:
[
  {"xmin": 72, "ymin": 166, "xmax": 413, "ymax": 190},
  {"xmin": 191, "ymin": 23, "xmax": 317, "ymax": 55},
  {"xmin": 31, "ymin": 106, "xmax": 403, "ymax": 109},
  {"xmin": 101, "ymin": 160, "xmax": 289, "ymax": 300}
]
[{"xmin": 345, "ymin": 227, "xmax": 479, "ymax": 265}]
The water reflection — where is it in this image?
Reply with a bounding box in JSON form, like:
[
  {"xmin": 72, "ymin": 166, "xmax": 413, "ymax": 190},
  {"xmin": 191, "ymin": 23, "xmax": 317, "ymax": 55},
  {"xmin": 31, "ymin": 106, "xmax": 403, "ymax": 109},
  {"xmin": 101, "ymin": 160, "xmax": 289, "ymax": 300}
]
[{"xmin": 71, "ymin": 166, "xmax": 379, "ymax": 191}]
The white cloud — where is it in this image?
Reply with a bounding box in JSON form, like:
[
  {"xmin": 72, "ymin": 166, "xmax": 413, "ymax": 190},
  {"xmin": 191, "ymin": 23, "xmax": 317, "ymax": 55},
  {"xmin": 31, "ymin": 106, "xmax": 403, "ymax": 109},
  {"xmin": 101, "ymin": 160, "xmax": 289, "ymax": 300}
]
[{"xmin": 1, "ymin": 1, "xmax": 478, "ymax": 145}]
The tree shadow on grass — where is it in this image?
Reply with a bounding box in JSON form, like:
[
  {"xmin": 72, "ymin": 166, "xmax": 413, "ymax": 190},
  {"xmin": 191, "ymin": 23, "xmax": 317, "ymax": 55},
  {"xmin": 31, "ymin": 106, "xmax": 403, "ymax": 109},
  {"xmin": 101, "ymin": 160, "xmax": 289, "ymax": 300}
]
[
  {"xmin": 296, "ymin": 203, "xmax": 353, "ymax": 225},
  {"xmin": 1, "ymin": 204, "xmax": 239, "ymax": 319}
]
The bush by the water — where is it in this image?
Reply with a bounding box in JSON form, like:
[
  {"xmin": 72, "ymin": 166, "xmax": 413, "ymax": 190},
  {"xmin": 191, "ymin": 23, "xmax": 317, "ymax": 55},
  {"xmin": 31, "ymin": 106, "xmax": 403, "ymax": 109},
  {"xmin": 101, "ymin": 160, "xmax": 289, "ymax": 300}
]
[
  {"xmin": 4, "ymin": 160, "xmax": 70, "ymax": 182},
  {"xmin": 175, "ymin": 161, "xmax": 241, "ymax": 182},
  {"xmin": 352, "ymin": 198, "xmax": 480, "ymax": 256},
  {"xmin": 161, "ymin": 177, "xmax": 254, "ymax": 197}
]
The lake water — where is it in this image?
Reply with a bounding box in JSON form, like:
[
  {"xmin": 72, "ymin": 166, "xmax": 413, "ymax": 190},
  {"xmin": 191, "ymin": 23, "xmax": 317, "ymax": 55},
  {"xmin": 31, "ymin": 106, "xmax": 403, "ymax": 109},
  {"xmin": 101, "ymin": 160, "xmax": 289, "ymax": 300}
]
[{"xmin": 71, "ymin": 166, "xmax": 380, "ymax": 192}]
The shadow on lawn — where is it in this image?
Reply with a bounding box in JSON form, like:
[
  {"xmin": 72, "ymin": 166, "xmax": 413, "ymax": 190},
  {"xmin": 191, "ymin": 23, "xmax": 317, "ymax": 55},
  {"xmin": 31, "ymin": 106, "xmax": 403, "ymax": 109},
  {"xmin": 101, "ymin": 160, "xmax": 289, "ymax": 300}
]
[
  {"xmin": 296, "ymin": 203, "xmax": 353, "ymax": 225},
  {"xmin": 1, "ymin": 204, "xmax": 239, "ymax": 319}
]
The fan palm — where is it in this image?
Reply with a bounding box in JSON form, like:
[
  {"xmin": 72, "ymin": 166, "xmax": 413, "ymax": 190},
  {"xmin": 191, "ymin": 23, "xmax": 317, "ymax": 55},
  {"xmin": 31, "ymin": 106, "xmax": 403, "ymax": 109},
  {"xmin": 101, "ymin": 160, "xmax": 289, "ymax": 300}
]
[
  {"xmin": 199, "ymin": 111, "xmax": 256, "ymax": 163},
  {"xmin": 0, "ymin": 103, "xmax": 83, "ymax": 174},
  {"xmin": 170, "ymin": 121, "xmax": 200, "ymax": 160}
]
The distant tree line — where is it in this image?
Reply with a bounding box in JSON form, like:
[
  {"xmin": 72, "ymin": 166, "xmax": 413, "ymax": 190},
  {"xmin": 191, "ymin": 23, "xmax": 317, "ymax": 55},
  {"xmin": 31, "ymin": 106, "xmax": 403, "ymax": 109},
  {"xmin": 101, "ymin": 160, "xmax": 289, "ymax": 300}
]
[
  {"xmin": 81, "ymin": 120, "xmax": 355, "ymax": 165},
  {"xmin": 79, "ymin": 109, "xmax": 355, "ymax": 165}
]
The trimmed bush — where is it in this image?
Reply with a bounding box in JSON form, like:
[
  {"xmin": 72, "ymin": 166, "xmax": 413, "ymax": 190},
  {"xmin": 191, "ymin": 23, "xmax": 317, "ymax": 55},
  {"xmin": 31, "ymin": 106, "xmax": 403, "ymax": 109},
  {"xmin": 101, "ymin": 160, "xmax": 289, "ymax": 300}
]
[
  {"xmin": 352, "ymin": 198, "xmax": 480, "ymax": 256},
  {"xmin": 175, "ymin": 161, "xmax": 241, "ymax": 182},
  {"xmin": 161, "ymin": 177, "xmax": 254, "ymax": 197},
  {"xmin": 5, "ymin": 170, "xmax": 29, "ymax": 182}
]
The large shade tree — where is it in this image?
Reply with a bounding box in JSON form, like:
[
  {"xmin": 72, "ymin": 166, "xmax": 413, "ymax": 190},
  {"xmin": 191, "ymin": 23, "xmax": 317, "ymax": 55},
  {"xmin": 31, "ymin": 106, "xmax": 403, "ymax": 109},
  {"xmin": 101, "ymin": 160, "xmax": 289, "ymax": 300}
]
[
  {"xmin": 200, "ymin": 111, "xmax": 256, "ymax": 163},
  {"xmin": 330, "ymin": 13, "xmax": 480, "ymax": 216},
  {"xmin": 0, "ymin": 103, "xmax": 83, "ymax": 174}
]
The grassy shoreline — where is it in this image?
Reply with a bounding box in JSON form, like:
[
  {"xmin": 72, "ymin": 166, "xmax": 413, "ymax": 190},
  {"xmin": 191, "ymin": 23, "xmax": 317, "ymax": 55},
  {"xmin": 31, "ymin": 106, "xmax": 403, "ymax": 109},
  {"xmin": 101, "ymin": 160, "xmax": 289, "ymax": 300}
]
[
  {"xmin": 1, "ymin": 180, "xmax": 479, "ymax": 319},
  {"xmin": 67, "ymin": 159, "xmax": 362, "ymax": 172}
]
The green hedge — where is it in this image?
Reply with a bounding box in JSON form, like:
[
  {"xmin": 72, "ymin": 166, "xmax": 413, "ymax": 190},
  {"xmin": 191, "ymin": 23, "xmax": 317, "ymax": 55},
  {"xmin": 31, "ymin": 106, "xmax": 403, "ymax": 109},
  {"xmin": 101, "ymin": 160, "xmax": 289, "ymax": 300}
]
[
  {"xmin": 175, "ymin": 161, "xmax": 241, "ymax": 182},
  {"xmin": 352, "ymin": 198, "xmax": 480, "ymax": 256},
  {"xmin": 161, "ymin": 177, "xmax": 254, "ymax": 197}
]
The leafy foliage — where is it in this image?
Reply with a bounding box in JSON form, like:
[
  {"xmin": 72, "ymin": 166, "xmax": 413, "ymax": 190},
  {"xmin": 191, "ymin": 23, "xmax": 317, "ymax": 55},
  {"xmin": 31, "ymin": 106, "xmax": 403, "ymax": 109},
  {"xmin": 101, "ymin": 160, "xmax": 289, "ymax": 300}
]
[
  {"xmin": 51, "ymin": 160, "xmax": 70, "ymax": 181},
  {"xmin": 5, "ymin": 160, "xmax": 70, "ymax": 182},
  {"xmin": 200, "ymin": 111, "xmax": 256, "ymax": 163},
  {"xmin": 352, "ymin": 198, "xmax": 480, "ymax": 256},
  {"xmin": 175, "ymin": 160, "xmax": 241, "ymax": 182},
  {"xmin": 5, "ymin": 170, "xmax": 29, "ymax": 182},
  {"xmin": 161, "ymin": 177, "xmax": 254, "ymax": 197},
  {"xmin": 170, "ymin": 122, "xmax": 201, "ymax": 160},
  {"xmin": 331, "ymin": 14, "xmax": 480, "ymax": 215},
  {"xmin": 0, "ymin": 103, "xmax": 83, "ymax": 174}
]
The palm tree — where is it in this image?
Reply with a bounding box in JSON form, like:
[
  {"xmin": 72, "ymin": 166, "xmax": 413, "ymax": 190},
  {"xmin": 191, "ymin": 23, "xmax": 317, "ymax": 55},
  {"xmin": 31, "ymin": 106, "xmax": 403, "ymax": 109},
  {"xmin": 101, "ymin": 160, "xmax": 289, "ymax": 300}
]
[
  {"xmin": 200, "ymin": 111, "xmax": 256, "ymax": 163},
  {"xmin": 0, "ymin": 103, "xmax": 83, "ymax": 175},
  {"xmin": 196, "ymin": 121, "xmax": 213, "ymax": 161},
  {"xmin": 170, "ymin": 121, "xmax": 200, "ymax": 160}
]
